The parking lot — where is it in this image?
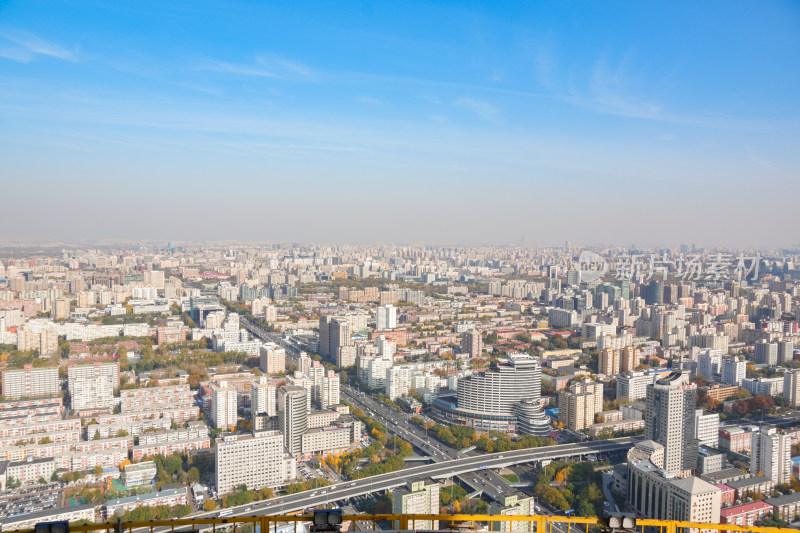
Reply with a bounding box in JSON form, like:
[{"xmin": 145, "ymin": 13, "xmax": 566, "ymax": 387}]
[{"xmin": 0, "ymin": 490, "xmax": 60, "ymax": 519}]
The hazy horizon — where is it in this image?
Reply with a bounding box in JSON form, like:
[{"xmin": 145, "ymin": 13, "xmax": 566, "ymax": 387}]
[{"xmin": 1, "ymin": 1, "xmax": 798, "ymax": 247}]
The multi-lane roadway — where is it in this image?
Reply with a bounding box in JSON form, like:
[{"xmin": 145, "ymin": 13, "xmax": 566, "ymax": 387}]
[{"xmin": 193, "ymin": 436, "xmax": 639, "ymax": 522}]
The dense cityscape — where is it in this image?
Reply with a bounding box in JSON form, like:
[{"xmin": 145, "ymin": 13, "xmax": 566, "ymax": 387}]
[
  {"xmin": 0, "ymin": 243, "xmax": 798, "ymax": 530},
  {"xmin": 2, "ymin": 0, "xmax": 798, "ymax": 531}
]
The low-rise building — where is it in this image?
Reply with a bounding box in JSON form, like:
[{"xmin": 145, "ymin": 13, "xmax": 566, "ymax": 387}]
[
  {"xmin": 719, "ymin": 501, "xmax": 772, "ymax": 528},
  {"xmin": 105, "ymin": 487, "xmax": 188, "ymax": 518},
  {"xmin": 123, "ymin": 461, "xmax": 157, "ymax": 487}
]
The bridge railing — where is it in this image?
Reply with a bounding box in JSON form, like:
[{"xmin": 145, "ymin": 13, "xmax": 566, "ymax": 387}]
[{"xmin": 8, "ymin": 514, "xmax": 798, "ymax": 533}]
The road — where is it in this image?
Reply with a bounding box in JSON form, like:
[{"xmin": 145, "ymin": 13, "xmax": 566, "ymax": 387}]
[
  {"xmin": 182, "ymin": 436, "xmax": 639, "ymax": 529},
  {"xmin": 341, "ymin": 384, "xmax": 460, "ymax": 462}
]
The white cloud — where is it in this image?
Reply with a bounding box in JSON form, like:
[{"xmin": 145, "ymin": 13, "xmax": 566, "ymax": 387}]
[{"xmin": 0, "ymin": 31, "xmax": 77, "ymax": 62}]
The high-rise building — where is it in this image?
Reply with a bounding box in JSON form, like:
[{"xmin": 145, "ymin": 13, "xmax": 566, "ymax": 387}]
[
  {"xmin": 53, "ymin": 298, "xmax": 70, "ymax": 320},
  {"xmin": 784, "ymin": 370, "xmax": 800, "ymax": 408},
  {"xmin": 778, "ymin": 341, "xmax": 794, "ymax": 365},
  {"xmin": 750, "ymin": 426, "xmax": 791, "ymax": 485},
  {"xmin": 386, "ymin": 365, "xmax": 411, "ymax": 400},
  {"xmin": 645, "ymin": 280, "xmax": 663, "ymax": 305},
  {"xmin": 694, "ymin": 409, "xmax": 719, "ymax": 447},
  {"xmin": 558, "ymin": 378, "xmax": 603, "ymax": 431},
  {"xmin": 616, "ymin": 371, "xmax": 654, "ymax": 402},
  {"xmin": 461, "ymin": 329, "xmax": 483, "ymax": 358},
  {"xmin": 1, "ymin": 364, "xmax": 59, "ymax": 400},
  {"xmin": 211, "ymin": 381, "xmax": 238, "ymax": 430},
  {"xmin": 278, "ymin": 385, "xmax": 308, "ymax": 455},
  {"xmin": 376, "ymin": 304, "xmax": 397, "ymax": 331},
  {"xmin": 321, "ymin": 370, "xmax": 340, "ymax": 408},
  {"xmin": 444, "ymin": 353, "xmax": 550, "ymax": 436},
  {"xmin": 376, "ymin": 335, "xmax": 395, "ymax": 360},
  {"xmin": 645, "ymin": 372, "xmax": 698, "ymax": 474},
  {"xmin": 721, "ymin": 357, "xmax": 746, "ymax": 387},
  {"xmin": 754, "ymin": 340, "xmax": 778, "ymax": 365},
  {"xmin": 299, "ymin": 352, "xmax": 312, "ymax": 376},
  {"xmin": 698, "ymin": 350, "xmax": 722, "ymax": 381},
  {"xmin": 259, "ymin": 343, "xmax": 286, "ymax": 375},
  {"xmin": 308, "ymin": 362, "xmax": 325, "ymax": 407},
  {"xmin": 620, "ymin": 346, "xmax": 637, "ymax": 373},
  {"xmin": 599, "ymin": 348, "xmax": 620, "ymax": 376},
  {"xmin": 251, "ymin": 377, "xmax": 276, "ymax": 416},
  {"xmin": 214, "ymin": 430, "xmax": 296, "ymax": 495},
  {"xmin": 392, "ymin": 478, "xmax": 440, "ymax": 530},
  {"xmin": 68, "ymin": 362, "xmax": 120, "ymax": 411}
]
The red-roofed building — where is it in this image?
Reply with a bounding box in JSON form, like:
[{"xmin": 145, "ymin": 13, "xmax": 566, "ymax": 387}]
[
  {"xmin": 716, "ymin": 484, "xmax": 735, "ymax": 506},
  {"xmin": 720, "ymin": 501, "xmax": 772, "ymax": 528}
]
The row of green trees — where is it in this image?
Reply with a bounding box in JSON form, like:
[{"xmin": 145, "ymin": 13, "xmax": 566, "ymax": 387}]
[{"xmin": 121, "ymin": 504, "xmax": 192, "ymax": 522}]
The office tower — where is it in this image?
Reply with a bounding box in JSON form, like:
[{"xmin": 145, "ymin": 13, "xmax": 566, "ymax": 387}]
[
  {"xmin": 754, "ymin": 340, "xmax": 778, "ymax": 365},
  {"xmin": 68, "ymin": 362, "xmax": 120, "ymax": 411},
  {"xmin": 784, "ymin": 371, "xmax": 800, "ymax": 408},
  {"xmin": 259, "ymin": 343, "xmax": 286, "ymax": 374},
  {"xmin": 376, "ymin": 304, "xmax": 397, "ymax": 330},
  {"xmin": 599, "ymin": 348, "xmax": 620, "ymax": 376},
  {"xmin": 558, "ymin": 378, "xmax": 603, "ymax": 431},
  {"xmin": 321, "ymin": 370, "xmax": 340, "ymax": 408},
  {"xmin": 627, "ymin": 441, "xmax": 721, "ymax": 524},
  {"xmin": 616, "ymin": 371, "xmax": 654, "ymax": 402},
  {"xmin": 1, "ymin": 365, "xmax": 59, "ymax": 400},
  {"xmin": 721, "ymin": 357, "xmax": 746, "ymax": 386},
  {"xmin": 461, "ymin": 329, "xmax": 483, "ymax": 358},
  {"xmin": 694, "ymin": 409, "xmax": 719, "ymax": 447},
  {"xmin": 211, "ymin": 381, "xmax": 238, "ymax": 430},
  {"xmin": 645, "ymin": 280, "xmax": 663, "ymax": 305},
  {"xmin": 645, "ymin": 372, "xmax": 698, "ymax": 474},
  {"xmin": 278, "ymin": 385, "xmax": 308, "ymax": 455},
  {"xmin": 451, "ymin": 353, "xmax": 550, "ymax": 436},
  {"xmin": 214, "ymin": 430, "xmax": 295, "ymax": 495},
  {"xmin": 392, "ymin": 479, "xmax": 440, "ymax": 530},
  {"xmin": 566, "ymin": 270, "xmax": 580, "ymax": 286},
  {"xmin": 251, "ymin": 377, "xmax": 277, "ymax": 416},
  {"xmin": 778, "ymin": 340, "xmax": 794, "ymax": 364},
  {"xmin": 750, "ymin": 427, "xmax": 791, "ymax": 484}
]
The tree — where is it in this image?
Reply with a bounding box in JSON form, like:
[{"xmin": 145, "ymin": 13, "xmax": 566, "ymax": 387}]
[
  {"xmin": 204, "ymin": 500, "xmax": 217, "ymax": 511},
  {"xmin": 51, "ymin": 471, "xmax": 60, "ymax": 482},
  {"xmin": 118, "ymin": 347, "xmax": 129, "ymax": 366},
  {"xmin": 93, "ymin": 466, "xmax": 103, "ymax": 476},
  {"xmin": 38, "ymin": 477, "xmax": 47, "ymax": 484}
]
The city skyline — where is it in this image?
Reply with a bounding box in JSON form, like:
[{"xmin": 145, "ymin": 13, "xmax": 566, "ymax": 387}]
[{"xmin": 1, "ymin": 1, "xmax": 799, "ymax": 246}]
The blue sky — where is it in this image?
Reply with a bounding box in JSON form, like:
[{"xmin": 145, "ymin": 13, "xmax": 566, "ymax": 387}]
[{"xmin": 1, "ymin": 1, "xmax": 798, "ymax": 246}]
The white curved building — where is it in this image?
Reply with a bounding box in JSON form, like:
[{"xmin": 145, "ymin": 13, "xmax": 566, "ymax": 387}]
[{"xmin": 433, "ymin": 353, "xmax": 550, "ymax": 436}]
